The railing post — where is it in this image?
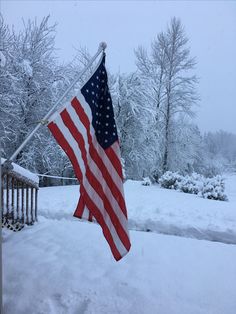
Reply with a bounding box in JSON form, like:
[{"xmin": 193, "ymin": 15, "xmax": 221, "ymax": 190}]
[
  {"xmin": 35, "ymin": 189, "xmax": 38, "ymax": 222},
  {"xmin": 21, "ymin": 182, "xmax": 24, "ymax": 223},
  {"xmin": 16, "ymin": 180, "xmax": 20, "ymax": 221},
  {"xmin": 1, "ymin": 175, "xmax": 4, "ymax": 215},
  {"xmin": 11, "ymin": 176, "xmax": 15, "ymax": 223},
  {"xmin": 26, "ymin": 186, "xmax": 29, "ymax": 225},
  {"xmin": 6, "ymin": 174, "xmax": 9, "ymax": 221},
  {"xmin": 31, "ymin": 187, "xmax": 34, "ymax": 224}
]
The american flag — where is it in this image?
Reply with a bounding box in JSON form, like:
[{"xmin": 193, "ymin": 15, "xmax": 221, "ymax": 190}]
[{"xmin": 48, "ymin": 54, "xmax": 131, "ymax": 261}]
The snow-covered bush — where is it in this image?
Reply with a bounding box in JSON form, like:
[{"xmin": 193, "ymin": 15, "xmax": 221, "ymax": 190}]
[
  {"xmin": 178, "ymin": 173, "xmax": 204, "ymax": 195},
  {"xmin": 159, "ymin": 171, "xmax": 228, "ymax": 201},
  {"xmin": 201, "ymin": 176, "xmax": 228, "ymax": 201},
  {"xmin": 142, "ymin": 177, "xmax": 151, "ymax": 186},
  {"xmin": 151, "ymin": 169, "xmax": 161, "ymax": 183},
  {"xmin": 158, "ymin": 171, "xmax": 182, "ymax": 189}
]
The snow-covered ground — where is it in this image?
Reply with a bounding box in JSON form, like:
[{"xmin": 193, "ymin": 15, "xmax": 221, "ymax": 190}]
[
  {"xmin": 38, "ymin": 174, "xmax": 236, "ymax": 244},
  {"xmin": 3, "ymin": 175, "xmax": 236, "ymax": 314}
]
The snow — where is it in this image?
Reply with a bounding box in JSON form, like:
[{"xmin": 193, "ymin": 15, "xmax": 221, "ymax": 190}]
[
  {"xmin": 126, "ymin": 177, "xmax": 236, "ymax": 244},
  {"xmin": 20, "ymin": 59, "xmax": 33, "ymax": 77},
  {"xmin": 1, "ymin": 157, "xmax": 39, "ymax": 185},
  {"xmin": 0, "ymin": 51, "xmax": 6, "ymax": 67},
  {"xmin": 3, "ymin": 175, "xmax": 236, "ymax": 313},
  {"xmin": 38, "ymin": 175, "xmax": 236, "ymax": 244},
  {"xmin": 159, "ymin": 171, "xmax": 228, "ymax": 201}
]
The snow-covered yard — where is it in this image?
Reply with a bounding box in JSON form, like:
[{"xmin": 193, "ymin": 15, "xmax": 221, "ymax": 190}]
[
  {"xmin": 38, "ymin": 174, "xmax": 236, "ymax": 244},
  {"xmin": 3, "ymin": 175, "xmax": 236, "ymax": 314}
]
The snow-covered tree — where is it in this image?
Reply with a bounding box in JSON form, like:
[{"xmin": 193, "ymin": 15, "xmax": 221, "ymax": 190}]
[
  {"xmin": 10, "ymin": 16, "xmax": 56, "ymax": 157},
  {"xmin": 135, "ymin": 17, "xmax": 199, "ymax": 175},
  {"xmin": 203, "ymin": 131, "xmax": 236, "ymax": 174},
  {"xmin": 168, "ymin": 119, "xmax": 203, "ymax": 173},
  {"xmin": 0, "ymin": 15, "xmax": 75, "ymax": 180},
  {"xmin": 0, "ymin": 15, "xmax": 21, "ymax": 156},
  {"xmin": 112, "ymin": 72, "xmax": 158, "ymax": 179}
]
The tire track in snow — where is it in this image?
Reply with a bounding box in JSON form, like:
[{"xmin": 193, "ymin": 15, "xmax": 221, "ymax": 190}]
[
  {"xmin": 38, "ymin": 209, "xmax": 236, "ymax": 245},
  {"xmin": 129, "ymin": 219, "xmax": 236, "ymax": 245}
]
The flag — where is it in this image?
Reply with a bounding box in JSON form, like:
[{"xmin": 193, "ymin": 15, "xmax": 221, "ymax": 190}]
[{"xmin": 47, "ymin": 54, "xmax": 131, "ymax": 261}]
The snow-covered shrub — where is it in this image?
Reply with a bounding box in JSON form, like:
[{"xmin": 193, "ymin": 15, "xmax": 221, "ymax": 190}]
[
  {"xmin": 159, "ymin": 171, "xmax": 182, "ymax": 189},
  {"xmin": 201, "ymin": 176, "xmax": 228, "ymax": 201},
  {"xmin": 159, "ymin": 171, "xmax": 228, "ymax": 201},
  {"xmin": 151, "ymin": 169, "xmax": 160, "ymax": 183},
  {"xmin": 142, "ymin": 177, "xmax": 151, "ymax": 186},
  {"xmin": 178, "ymin": 173, "xmax": 204, "ymax": 195}
]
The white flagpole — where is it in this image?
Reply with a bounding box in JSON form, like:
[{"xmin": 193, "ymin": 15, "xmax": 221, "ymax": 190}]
[{"xmin": 8, "ymin": 42, "xmax": 107, "ymax": 163}]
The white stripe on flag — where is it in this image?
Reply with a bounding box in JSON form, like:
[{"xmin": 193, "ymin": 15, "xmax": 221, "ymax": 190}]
[
  {"xmin": 54, "ymin": 106, "xmax": 128, "ymax": 257},
  {"xmin": 75, "ymin": 92, "xmax": 123, "ymax": 185}
]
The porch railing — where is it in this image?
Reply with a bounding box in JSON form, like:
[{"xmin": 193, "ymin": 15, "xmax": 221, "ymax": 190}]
[{"xmin": 1, "ymin": 165, "xmax": 39, "ymax": 226}]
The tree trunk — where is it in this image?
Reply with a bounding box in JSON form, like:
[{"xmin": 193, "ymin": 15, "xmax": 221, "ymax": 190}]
[{"xmin": 163, "ymin": 99, "xmax": 170, "ymax": 173}]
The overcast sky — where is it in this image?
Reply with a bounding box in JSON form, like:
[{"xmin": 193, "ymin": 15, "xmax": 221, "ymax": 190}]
[{"xmin": 1, "ymin": 0, "xmax": 236, "ymax": 134}]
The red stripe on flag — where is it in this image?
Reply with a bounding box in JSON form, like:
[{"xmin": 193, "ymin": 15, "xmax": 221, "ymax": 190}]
[
  {"xmin": 72, "ymin": 97, "xmax": 123, "ymax": 181},
  {"xmin": 74, "ymin": 191, "xmax": 85, "ymax": 218},
  {"xmin": 105, "ymin": 144, "xmax": 124, "ymax": 181},
  {"xmin": 48, "ymin": 121, "xmax": 83, "ymax": 181},
  {"xmin": 80, "ymin": 185, "xmax": 122, "ymax": 261},
  {"xmin": 48, "ymin": 121, "xmax": 123, "ymax": 260},
  {"xmin": 61, "ymin": 108, "xmax": 130, "ymax": 251},
  {"xmin": 88, "ymin": 211, "xmax": 93, "ymax": 222},
  {"xmin": 71, "ymin": 97, "xmax": 127, "ymax": 216}
]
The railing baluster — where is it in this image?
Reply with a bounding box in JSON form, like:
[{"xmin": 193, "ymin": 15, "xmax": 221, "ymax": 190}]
[
  {"xmin": 26, "ymin": 186, "xmax": 29, "ymax": 225},
  {"xmin": 21, "ymin": 182, "xmax": 24, "ymax": 223},
  {"xmin": 11, "ymin": 176, "xmax": 15, "ymax": 223},
  {"xmin": 16, "ymin": 180, "xmax": 20, "ymax": 221},
  {"xmin": 6, "ymin": 174, "xmax": 9, "ymax": 221},
  {"xmin": 31, "ymin": 187, "xmax": 34, "ymax": 224},
  {"xmin": 35, "ymin": 188, "xmax": 38, "ymax": 222},
  {"xmin": 1, "ymin": 175, "xmax": 4, "ymax": 216}
]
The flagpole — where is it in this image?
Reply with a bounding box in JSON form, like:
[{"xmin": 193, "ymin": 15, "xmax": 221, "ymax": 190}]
[{"xmin": 7, "ymin": 42, "xmax": 107, "ymax": 163}]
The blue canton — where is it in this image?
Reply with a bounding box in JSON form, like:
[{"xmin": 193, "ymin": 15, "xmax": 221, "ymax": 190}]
[{"xmin": 81, "ymin": 54, "xmax": 118, "ymax": 149}]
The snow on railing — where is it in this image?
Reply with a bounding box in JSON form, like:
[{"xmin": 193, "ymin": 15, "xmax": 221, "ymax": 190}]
[{"xmin": 1, "ymin": 158, "xmax": 39, "ymax": 188}]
